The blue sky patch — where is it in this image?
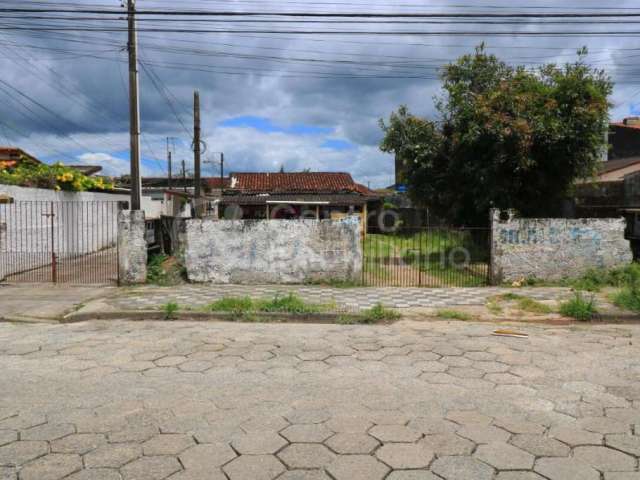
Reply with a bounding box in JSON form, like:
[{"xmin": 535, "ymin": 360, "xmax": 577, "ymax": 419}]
[
  {"xmin": 321, "ymin": 139, "xmax": 357, "ymax": 151},
  {"xmin": 220, "ymin": 115, "xmax": 332, "ymax": 136},
  {"xmin": 630, "ymin": 103, "xmax": 640, "ymax": 116}
]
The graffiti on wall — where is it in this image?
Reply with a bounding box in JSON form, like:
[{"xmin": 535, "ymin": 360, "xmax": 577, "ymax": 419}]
[{"xmin": 499, "ymin": 226, "xmax": 602, "ymax": 247}]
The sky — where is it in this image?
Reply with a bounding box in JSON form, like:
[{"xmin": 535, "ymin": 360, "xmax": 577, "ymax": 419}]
[{"xmin": 1, "ymin": 0, "xmax": 640, "ymax": 188}]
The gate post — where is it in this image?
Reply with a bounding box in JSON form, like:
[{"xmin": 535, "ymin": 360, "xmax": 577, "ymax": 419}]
[{"xmin": 117, "ymin": 210, "xmax": 147, "ymax": 285}]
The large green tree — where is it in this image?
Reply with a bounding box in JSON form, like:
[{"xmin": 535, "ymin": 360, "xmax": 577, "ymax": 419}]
[{"xmin": 380, "ymin": 46, "xmax": 612, "ymax": 226}]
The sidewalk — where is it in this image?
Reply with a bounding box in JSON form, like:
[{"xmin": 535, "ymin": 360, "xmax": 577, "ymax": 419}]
[{"xmin": 100, "ymin": 284, "xmax": 572, "ymax": 313}]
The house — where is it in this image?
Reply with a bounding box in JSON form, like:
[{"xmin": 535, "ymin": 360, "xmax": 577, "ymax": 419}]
[
  {"xmin": 597, "ymin": 156, "xmax": 640, "ymax": 182},
  {"xmin": 219, "ymin": 172, "xmax": 378, "ymax": 228},
  {"xmin": 609, "ymin": 117, "xmax": 640, "ymax": 160}
]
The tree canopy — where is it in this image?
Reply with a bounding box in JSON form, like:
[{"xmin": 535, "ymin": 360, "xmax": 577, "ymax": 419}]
[{"xmin": 380, "ymin": 46, "xmax": 612, "ymax": 226}]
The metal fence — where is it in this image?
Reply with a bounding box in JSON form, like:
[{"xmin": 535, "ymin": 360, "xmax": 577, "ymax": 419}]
[
  {"xmin": 0, "ymin": 200, "xmax": 122, "ymax": 285},
  {"xmin": 362, "ymin": 227, "xmax": 491, "ymax": 287}
]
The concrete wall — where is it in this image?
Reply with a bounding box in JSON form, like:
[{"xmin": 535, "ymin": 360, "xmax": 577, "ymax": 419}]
[
  {"xmin": 490, "ymin": 209, "xmax": 632, "ymax": 283},
  {"xmin": 184, "ymin": 217, "xmax": 362, "ymax": 284},
  {"xmin": 0, "ymin": 185, "xmax": 128, "ymax": 280},
  {"xmin": 117, "ymin": 210, "xmax": 147, "ymax": 284}
]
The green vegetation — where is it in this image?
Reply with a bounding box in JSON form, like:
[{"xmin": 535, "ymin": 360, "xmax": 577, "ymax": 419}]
[
  {"xmin": 486, "ymin": 299, "xmax": 503, "ymax": 315},
  {"xmin": 305, "ymin": 278, "xmax": 362, "ymax": 288},
  {"xmin": 380, "ymin": 46, "xmax": 611, "ymax": 226},
  {"xmin": 364, "ymin": 230, "xmax": 489, "ymax": 287},
  {"xmin": 147, "ymin": 254, "xmax": 185, "ymax": 286},
  {"xmin": 514, "ymin": 264, "xmax": 640, "ymax": 292},
  {"xmin": 559, "ymin": 292, "xmax": 598, "ymax": 321},
  {"xmin": 0, "ymin": 160, "xmax": 114, "ymax": 192},
  {"xmin": 436, "ymin": 309, "xmax": 474, "ymax": 321},
  {"xmin": 338, "ymin": 304, "xmax": 401, "ymax": 325},
  {"xmin": 515, "ymin": 297, "xmax": 553, "ymax": 315},
  {"xmin": 611, "ymin": 269, "xmax": 640, "ymax": 312},
  {"xmin": 162, "ymin": 301, "xmax": 179, "ymax": 320},
  {"xmin": 205, "ymin": 293, "xmax": 330, "ymax": 315}
]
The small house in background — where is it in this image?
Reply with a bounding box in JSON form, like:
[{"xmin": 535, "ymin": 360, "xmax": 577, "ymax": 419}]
[
  {"xmin": 609, "ymin": 117, "xmax": 640, "ymax": 161},
  {"xmin": 219, "ymin": 172, "xmax": 378, "ymax": 230}
]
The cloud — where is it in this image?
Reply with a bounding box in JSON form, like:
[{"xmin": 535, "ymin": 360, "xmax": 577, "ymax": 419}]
[{"xmin": 0, "ymin": 0, "xmax": 638, "ymax": 188}]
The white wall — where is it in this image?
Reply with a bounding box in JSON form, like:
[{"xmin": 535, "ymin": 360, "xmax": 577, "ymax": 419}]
[{"xmin": 0, "ymin": 185, "xmax": 132, "ymax": 280}]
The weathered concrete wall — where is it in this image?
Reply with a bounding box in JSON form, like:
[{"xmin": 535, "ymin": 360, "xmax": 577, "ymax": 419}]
[
  {"xmin": 184, "ymin": 217, "xmax": 362, "ymax": 284},
  {"xmin": 490, "ymin": 209, "xmax": 632, "ymax": 283},
  {"xmin": 118, "ymin": 210, "xmax": 147, "ymax": 285}
]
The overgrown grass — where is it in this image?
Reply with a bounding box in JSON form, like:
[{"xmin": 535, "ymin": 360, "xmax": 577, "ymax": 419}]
[
  {"xmin": 436, "ymin": 309, "xmax": 473, "ymax": 321},
  {"xmin": 205, "ymin": 293, "xmax": 330, "ymax": 315},
  {"xmin": 559, "ymin": 291, "xmax": 598, "ymax": 321},
  {"xmin": 520, "ymin": 264, "xmax": 640, "ymax": 292},
  {"xmin": 147, "ymin": 254, "xmax": 185, "ymax": 286},
  {"xmin": 612, "ymin": 270, "xmax": 640, "ymax": 312},
  {"xmin": 338, "ymin": 303, "xmax": 401, "ymax": 324},
  {"xmin": 516, "ymin": 297, "xmax": 553, "ymax": 315},
  {"xmin": 305, "ymin": 278, "xmax": 362, "ymax": 288},
  {"xmin": 162, "ymin": 301, "xmax": 179, "ymax": 320}
]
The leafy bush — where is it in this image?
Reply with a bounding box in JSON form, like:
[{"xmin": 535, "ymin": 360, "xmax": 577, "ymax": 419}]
[
  {"xmin": 163, "ymin": 302, "xmax": 179, "ymax": 320},
  {"xmin": 259, "ymin": 293, "xmax": 322, "ymax": 314},
  {"xmin": 0, "ymin": 160, "xmax": 114, "ymax": 192},
  {"xmin": 612, "ymin": 268, "xmax": 640, "ymax": 312},
  {"xmin": 147, "ymin": 254, "xmax": 185, "ymax": 286},
  {"xmin": 559, "ymin": 292, "xmax": 597, "ymax": 321}
]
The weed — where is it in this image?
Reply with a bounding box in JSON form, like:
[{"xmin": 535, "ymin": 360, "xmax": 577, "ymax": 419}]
[
  {"xmin": 207, "ymin": 297, "xmax": 254, "ymax": 314},
  {"xmin": 559, "ymin": 291, "xmax": 597, "ymax": 321},
  {"xmin": 305, "ymin": 278, "xmax": 361, "ymax": 288},
  {"xmin": 516, "ymin": 297, "xmax": 553, "ymax": 315},
  {"xmin": 360, "ymin": 303, "xmax": 401, "ymax": 323},
  {"xmin": 498, "ymin": 293, "xmax": 524, "ymax": 301},
  {"xmin": 147, "ymin": 254, "xmax": 184, "ymax": 286},
  {"xmin": 486, "ymin": 300, "xmax": 503, "ymax": 315},
  {"xmin": 612, "ymin": 268, "xmax": 640, "ymax": 312},
  {"xmin": 163, "ymin": 301, "xmax": 179, "ymax": 320},
  {"xmin": 435, "ymin": 309, "xmax": 473, "ymax": 321},
  {"xmin": 258, "ymin": 293, "xmax": 323, "ymax": 314}
]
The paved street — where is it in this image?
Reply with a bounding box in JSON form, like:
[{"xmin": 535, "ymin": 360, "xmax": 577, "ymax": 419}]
[{"xmin": 1, "ymin": 319, "xmax": 640, "ymax": 479}]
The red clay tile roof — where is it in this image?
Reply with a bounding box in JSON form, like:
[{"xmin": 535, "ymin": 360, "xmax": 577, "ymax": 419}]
[
  {"xmin": 204, "ymin": 177, "xmax": 231, "ymax": 188},
  {"xmin": 599, "ymin": 156, "xmax": 640, "ymax": 174},
  {"xmin": 230, "ymin": 172, "xmax": 371, "ymax": 195},
  {"xmin": 612, "ymin": 122, "xmax": 640, "ymax": 130}
]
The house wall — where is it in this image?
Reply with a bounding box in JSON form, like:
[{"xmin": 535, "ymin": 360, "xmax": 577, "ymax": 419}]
[
  {"xmin": 183, "ymin": 217, "xmax": 362, "ymax": 284},
  {"xmin": 0, "ymin": 186, "xmax": 131, "ymax": 280},
  {"xmin": 490, "ymin": 209, "xmax": 632, "ymax": 283}
]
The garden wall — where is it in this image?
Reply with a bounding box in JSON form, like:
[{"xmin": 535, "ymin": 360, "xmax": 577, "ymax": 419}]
[
  {"xmin": 0, "ymin": 185, "xmax": 129, "ymax": 281},
  {"xmin": 183, "ymin": 217, "xmax": 362, "ymax": 283},
  {"xmin": 490, "ymin": 209, "xmax": 632, "ymax": 283}
]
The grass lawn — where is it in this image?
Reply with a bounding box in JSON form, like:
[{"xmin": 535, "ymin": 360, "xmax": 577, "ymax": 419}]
[{"xmin": 363, "ymin": 230, "xmax": 490, "ymax": 287}]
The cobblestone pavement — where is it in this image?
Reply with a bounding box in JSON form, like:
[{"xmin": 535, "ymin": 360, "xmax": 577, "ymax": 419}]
[
  {"xmin": 1, "ymin": 319, "xmax": 640, "ymax": 479},
  {"xmin": 111, "ymin": 285, "xmax": 571, "ymax": 312}
]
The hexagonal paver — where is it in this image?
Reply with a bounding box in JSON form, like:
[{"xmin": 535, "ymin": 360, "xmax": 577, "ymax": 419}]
[
  {"xmin": 573, "ymin": 446, "xmax": 636, "ymax": 472},
  {"xmin": 327, "ymin": 455, "xmax": 390, "ymax": 480},
  {"xmin": 0, "ymin": 466, "xmax": 15, "ymax": 480},
  {"xmin": 579, "ymin": 417, "xmax": 629, "ymax": 435},
  {"xmin": 375, "ymin": 443, "xmax": 434, "ymax": 469},
  {"xmin": 325, "ymin": 433, "xmax": 379, "ymax": 454},
  {"xmin": 548, "ymin": 426, "xmax": 603, "ymax": 446},
  {"xmin": 369, "ymin": 425, "xmax": 421, "ymax": 442},
  {"xmin": 241, "ymin": 416, "xmax": 289, "ymax": 432},
  {"xmin": 142, "ymin": 434, "xmax": 195, "ymax": 455},
  {"xmin": 0, "ymin": 441, "xmax": 48, "ymax": 466},
  {"xmin": 64, "ymin": 469, "xmax": 123, "ymax": 480},
  {"xmin": 446, "ymin": 411, "xmax": 492, "ymax": 426},
  {"xmin": 51, "ymin": 433, "xmax": 106, "ymax": 455},
  {"xmin": 456, "ymin": 425, "xmax": 510, "ymax": 444},
  {"xmin": 108, "ymin": 425, "xmax": 159, "ymax": 443},
  {"xmin": 0, "ymin": 432, "xmax": 16, "ymax": 447},
  {"xmin": 474, "ymin": 442, "xmax": 534, "ymax": 470},
  {"xmin": 177, "ymin": 361, "xmax": 212, "ymax": 372},
  {"xmin": 231, "ymin": 432, "xmax": 287, "ymax": 455},
  {"xmin": 604, "ymin": 474, "xmax": 640, "ymax": 480},
  {"xmin": 281, "ymin": 424, "xmax": 332, "ymax": 443},
  {"xmin": 492, "ymin": 418, "xmax": 544, "ymax": 435},
  {"xmin": 606, "ymin": 434, "xmax": 640, "ymax": 456},
  {"xmin": 179, "ymin": 444, "xmax": 236, "ymax": 470},
  {"xmin": 223, "ymin": 455, "xmax": 285, "ymax": 480},
  {"xmin": 83, "ymin": 443, "xmax": 142, "ymax": 468},
  {"xmin": 534, "ymin": 457, "xmax": 600, "ymax": 480},
  {"xmin": 387, "ymin": 472, "xmax": 441, "ymax": 480},
  {"xmin": 495, "ymin": 473, "xmax": 547, "ymax": 480},
  {"xmin": 325, "ymin": 417, "xmax": 372, "ymax": 433},
  {"xmin": 285, "ymin": 410, "xmax": 330, "ymax": 425},
  {"xmin": 20, "ymin": 423, "xmax": 75, "ymax": 442},
  {"xmin": 121, "ymin": 456, "xmax": 182, "ymax": 480},
  {"xmin": 430, "ymin": 456, "xmax": 494, "ymax": 480},
  {"xmin": 278, "ymin": 470, "xmax": 331, "ymax": 480},
  {"xmin": 510, "ymin": 434, "xmax": 570, "ymax": 457},
  {"xmin": 420, "ymin": 433, "xmax": 474, "ymax": 456},
  {"xmin": 18, "ymin": 454, "xmax": 82, "ymax": 480},
  {"xmin": 165, "ymin": 468, "xmax": 227, "ymax": 480},
  {"xmin": 278, "ymin": 444, "xmax": 335, "ymax": 469},
  {"xmin": 155, "ymin": 356, "xmax": 187, "ymax": 367}
]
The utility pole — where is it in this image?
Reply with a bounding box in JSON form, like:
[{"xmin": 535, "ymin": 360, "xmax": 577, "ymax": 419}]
[
  {"xmin": 193, "ymin": 91, "xmax": 202, "ymax": 216},
  {"xmin": 220, "ymin": 152, "xmax": 224, "ymax": 193},
  {"xmin": 181, "ymin": 160, "xmax": 187, "ymax": 193},
  {"xmin": 127, "ymin": 0, "xmax": 142, "ymax": 211},
  {"xmin": 166, "ymin": 137, "xmax": 172, "ymax": 190}
]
